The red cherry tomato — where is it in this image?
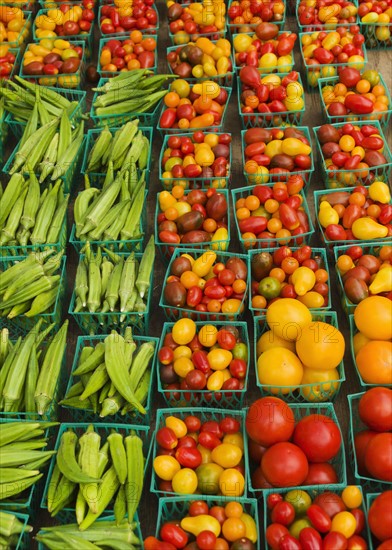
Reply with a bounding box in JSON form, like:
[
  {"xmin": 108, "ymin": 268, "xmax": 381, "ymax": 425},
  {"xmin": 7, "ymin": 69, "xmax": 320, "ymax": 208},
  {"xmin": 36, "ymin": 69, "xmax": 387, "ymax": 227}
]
[
  {"xmin": 271, "ymin": 501, "xmax": 295, "ymax": 526},
  {"xmin": 266, "ymin": 523, "xmax": 290, "ymax": 550}
]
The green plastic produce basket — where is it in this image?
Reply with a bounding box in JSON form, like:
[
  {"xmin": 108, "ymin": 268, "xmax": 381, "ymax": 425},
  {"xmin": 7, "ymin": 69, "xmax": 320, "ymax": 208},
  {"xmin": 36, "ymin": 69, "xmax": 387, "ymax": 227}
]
[
  {"xmin": 69, "ymin": 192, "xmax": 147, "ymax": 254},
  {"xmin": 0, "ymin": 215, "xmax": 67, "ymax": 259},
  {"xmin": 168, "ymin": 9, "xmax": 227, "ymax": 46},
  {"xmin": 36, "ymin": 514, "xmax": 143, "ymax": 550},
  {"xmin": 360, "ymin": 21, "xmax": 392, "ymax": 49},
  {"xmin": 241, "ymin": 127, "xmax": 315, "ymax": 187},
  {"xmin": 313, "ymin": 119, "xmax": 392, "ymax": 188},
  {"xmin": 159, "ymin": 248, "xmax": 248, "ymax": 322},
  {"xmin": 155, "ymin": 188, "xmax": 231, "ymax": 263},
  {"xmin": 61, "ymin": 333, "xmax": 159, "ymax": 425},
  {"xmin": 333, "ymin": 241, "xmax": 390, "ymax": 316},
  {"xmin": 157, "ymin": 321, "xmax": 250, "ymax": 409},
  {"xmin": 33, "ymin": 8, "xmax": 94, "ymax": 61},
  {"xmin": 69, "ymin": 251, "xmax": 153, "ymax": 336},
  {"xmin": 318, "ymin": 73, "xmax": 392, "ymax": 130},
  {"xmin": 227, "ymin": 0, "xmax": 286, "ymax": 35},
  {"xmin": 232, "ymin": 184, "xmax": 315, "ymax": 253},
  {"xmin": 156, "ymin": 496, "xmax": 260, "ymax": 549},
  {"xmin": 166, "ymin": 41, "xmax": 234, "ymax": 88},
  {"xmin": 90, "ymin": 77, "xmax": 162, "ymax": 129},
  {"xmin": 314, "ymin": 186, "xmax": 392, "ymax": 249},
  {"xmin": 0, "ymin": 511, "xmax": 31, "ymax": 550},
  {"xmin": 264, "ymin": 485, "xmax": 367, "ymax": 550},
  {"xmin": 299, "ymin": 30, "xmax": 368, "ymax": 90},
  {"xmin": 349, "ymin": 314, "xmax": 392, "ymax": 388},
  {"xmin": 19, "ymin": 40, "xmax": 86, "ymax": 90},
  {"xmin": 0, "ymin": 337, "xmax": 67, "ymax": 422},
  {"xmin": 150, "ymin": 408, "xmax": 249, "ymax": 498},
  {"xmin": 157, "ymin": 86, "xmax": 232, "ymax": 138},
  {"xmin": 81, "ymin": 125, "xmax": 153, "ymax": 188},
  {"xmin": 366, "ymin": 493, "xmax": 383, "ymax": 550},
  {"xmin": 3, "ymin": 135, "xmax": 86, "ymax": 194},
  {"xmin": 3, "ymin": 1, "xmax": 34, "ymax": 10},
  {"xmin": 0, "ymin": 255, "xmax": 66, "ymax": 339},
  {"xmin": 98, "ymin": 35, "xmax": 158, "ymax": 77},
  {"xmin": 5, "ymin": 87, "xmax": 87, "ymax": 140},
  {"xmin": 253, "ymin": 311, "xmax": 346, "ymax": 402},
  {"xmin": 0, "ymin": 110, "xmax": 8, "ymax": 168},
  {"xmin": 295, "ymin": 0, "xmax": 359, "ymax": 32},
  {"xmin": 348, "ymin": 392, "xmax": 392, "ymax": 492},
  {"xmin": 233, "ymin": 32, "xmax": 295, "ymax": 74},
  {"xmin": 98, "ymin": 4, "xmax": 159, "ymax": 37},
  {"xmin": 247, "ymin": 402, "xmax": 347, "ymax": 498},
  {"xmin": 248, "ymin": 247, "xmax": 332, "ymax": 315},
  {"xmin": 40, "ymin": 422, "xmax": 150, "ymax": 523},
  {"xmin": 0, "ymin": 12, "xmax": 32, "ymax": 49},
  {"xmin": 237, "ymin": 72, "xmax": 306, "ymax": 129},
  {"xmin": 159, "ymin": 132, "xmax": 232, "ymax": 191}
]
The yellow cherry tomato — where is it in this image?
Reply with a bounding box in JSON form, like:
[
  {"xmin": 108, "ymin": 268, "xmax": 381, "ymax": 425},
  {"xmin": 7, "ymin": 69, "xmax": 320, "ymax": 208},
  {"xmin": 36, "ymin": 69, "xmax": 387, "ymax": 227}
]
[
  {"xmin": 207, "ymin": 370, "xmax": 224, "ymax": 391},
  {"xmin": 341, "ymin": 486, "xmax": 363, "ymax": 509},
  {"xmin": 172, "ymin": 468, "xmax": 198, "ymax": 494},
  {"xmin": 153, "ymin": 455, "xmax": 181, "ymax": 480},
  {"xmin": 331, "ymin": 511, "xmax": 357, "ymax": 538},
  {"xmin": 219, "ymin": 468, "xmax": 245, "ymax": 497},
  {"xmin": 198, "ymin": 324, "xmax": 218, "ymax": 347},
  {"xmin": 165, "ymin": 416, "xmax": 187, "ymax": 438},
  {"xmin": 173, "ymin": 357, "xmax": 194, "ymax": 378},
  {"xmin": 223, "ymin": 433, "xmax": 244, "ymax": 451},
  {"xmin": 173, "ymin": 346, "xmax": 192, "ymax": 360},
  {"xmin": 211, "ymin": 443, "xmax": 243, "ymax": 468},
  {"xmin": 172, "ymin": 318, "xmax": 197, "ymax": 345},
  {"xmin": 207, "ymin": 348, "xmax": 233, "ymax": 370}
]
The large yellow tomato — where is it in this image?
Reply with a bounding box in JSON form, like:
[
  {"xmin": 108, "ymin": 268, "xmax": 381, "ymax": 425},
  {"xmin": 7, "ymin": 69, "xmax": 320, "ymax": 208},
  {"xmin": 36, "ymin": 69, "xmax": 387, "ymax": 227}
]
[
  {"xmin": 172, "ymin": 318, "xmax": 196, "ymax": 345},
  {"xmin": 354, "ymin": 296, "xmax": 392, "ymax": 341},
  {"xmin": 256, "ymin": 330, "xmax": 296, "ymax": 356},
  {"xmin": 296, "ymin": 322, "xmax": 345, "ymax": 370},
  {"xmin": 356, "ymin": 340, "xmax": 392, "ymax": 385},
  {"xmin": 266, "ymin": 298, "xmax": 312, "ymax": 341},
  {"xmin": 257, "ymin": 347, "xmax": 304, "ymax": 394},
  {"xmin": 301, "ymin": 367, "xmax": 340, "ymax": 402}
]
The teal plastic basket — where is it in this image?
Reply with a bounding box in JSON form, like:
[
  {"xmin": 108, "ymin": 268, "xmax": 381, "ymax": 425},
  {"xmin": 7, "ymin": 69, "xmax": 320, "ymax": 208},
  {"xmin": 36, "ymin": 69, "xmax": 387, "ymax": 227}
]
[
  {"xmin": 98, "ymin": 4, "xmax": 159, "ymax": 37},
  {"xmin": 33, "ymin": 8, "xmax": 94, "ymax": 61},
  {"xmin": 61, "ymin": 333, "xmax": 159, "ymax": 425},
  {"xmin": 3, "ymin": 135, "xmax": 86, "ymax": 195},
  {"xmin": 36, "ymin": 514, "xmax": 142, "ymax": 550},
  {"xmin": 0, "ymin": 215, "xmax": 67, "ymax": 259},
  {"xmin": 157, "ymin": 321, "xmax": 250, "ymax": 409},
  {"xmin": 238, "ymin": 72, "xmax": 306, "ymax": 129},
  {"xmin": 231, "ymin": 185, "xmax": 315, "ymax": 253},
  {"xmin": 0, "ymin": 255, "xmax": 66, "ymax": 339},
  {"xmin": 366, "ymin": 493, "xmax": 385, "ymax": 550},
  {"xmin": 333, "ymin": 241, "xmax": 391, "ymax": 316},
  {"xmin": 19, "ymin": 40, "xmax": 86, "ymax": 90},
  {"xmin": 241, "ymin": 127, "xmax": 315, "ymax": 186},
  {"xmin": 166, "ymin": 41, "xmax": 234, "ymax": 87},
  {"xmin": 0, "ymin": 511, "xmax": 31, "ymax": 550},
  {"xmin": 313, "ymin": 119, "xmax": 392, "ymax": 188},
  {"xmin": 318, "ymin": 73, "xmax": 392, "ymax": 130},
  {"xmin": 168, "ymin": 7, "xmax": 227, "ymax": 46},
  {"xmin": 81, "ymin": 126, "xmax": 153, "ymax": 188},
  {"xmin": 253, "ymin": 311, "xmax": 346, "ymax": 402},
  {"xmin": 40, "ymin": 423, "xmax": 150, "ymax": 523},
  {"xmin": 264, "ymin": 486, "xmax": 367, "ymax": 550},
  {"xmin": 69, "ymin": 192, "xmax": 147, "ymax": 254},
  {"xmin": 155, "ymin": 189, "xmax": 230, "ymax": 263},
  {"xmin": 0, "ymin": 111, "xmax": 7, "ymax": 167},
  {"xmin": 69, "ymin": 251, "xmax": 153, "ymax": 336},
  {"xmin": 233, "ymin": 32, "xmax": 295, "ymax": 74},
  {"xmin": 5, "ymin": 87, "xmax": 87, "ymax": 140},
  {"xmin": 295, "ymin": 0, "xmax": 360, "ymax": 32},
  {"xmin": 247, "ymin": 403, "xmax": 347, "ymax": 497},
  {"xmin": 0, "ymin": 12, "xmax": 32, "ymax": 49},
  {"xmin": 150, "ymin": 408, "xmax": 249, "ymax": 498},
  {"xmin": 0, "ymin": 338, "xmax": 67, "ymax": 422},
  {"xmin": 227, "ymin": 0, "xmax": 286, "ymax": 35},
  {"xmin": 348, "ymin": 392, "xmax": 392, "ymax": 492},
  {"xmin": 156, "ymin": 496, "xmax": 260, "ymax": 548},
  {"xmin": 98, "ymin": 35, "xmax": 158, "ymax": 77},
  {"xmin": 159, "ymin": 132, "xmax": 232, "ymax": 190},
  {"xmin": 157, "ymin": 86, "xmax": 233, "ymax": 137},
  {"xmin": 360, "ymin": 21, "xmax": 392, "ymax": 49},
  {"xmin": 314, "ymin": 186, "xmax": 392, "ymax": 249},
  {"xmin": 349, "ymin": 315, "xmax": 392, "ymax": 388},
  {"xmin": 299, "ymin": 31, "xmax": 368, "ymax": 90},
  {"xmin": 159, "ymin": 248, "xmax": 248, "ymax": 322},
  {"xmin": 90, "ymin": 77, "xmax": 162, "ymax": 129},
  {"xmin": 248, "ymin": 247, "xmax": 332, "ymax": 315}
]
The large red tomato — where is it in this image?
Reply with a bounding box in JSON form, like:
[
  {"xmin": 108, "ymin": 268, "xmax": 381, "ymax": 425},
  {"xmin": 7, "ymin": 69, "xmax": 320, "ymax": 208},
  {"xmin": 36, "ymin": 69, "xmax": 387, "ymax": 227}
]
[
  {"xmin": 368, "ymin": 491, "xmax": 392, "ymax": 542},
  {"xmin": 303, "ymin": 463, "xmax": 338, "ymax": 485},
  {"xmin": 358, "ymin": 387, "xmax": 392, "ymax": 432},
  {"xmin": 365, "ymin": 433, "xmax": 392, "ymax": 482},
  {"xmin": 293, "ymin": 414, "xmax": 342, "ymax": 462},
  {"xmin": 261, "ymin": 442, "xmax": 309, "ymax": 487},
  {"xmin": 246, "ymin": 397, "xmax": 295, "ymax": 448},
  {"xmin": 354, "ymin": 430, "xmax": 377, "ymax": 475}
]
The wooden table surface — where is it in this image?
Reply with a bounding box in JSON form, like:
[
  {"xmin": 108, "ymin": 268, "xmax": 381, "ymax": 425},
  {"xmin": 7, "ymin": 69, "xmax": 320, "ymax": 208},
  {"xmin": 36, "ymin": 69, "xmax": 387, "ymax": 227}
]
[{"xmin": 1, "ymin": 1, "xmax": 392, "ymax": 545}]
